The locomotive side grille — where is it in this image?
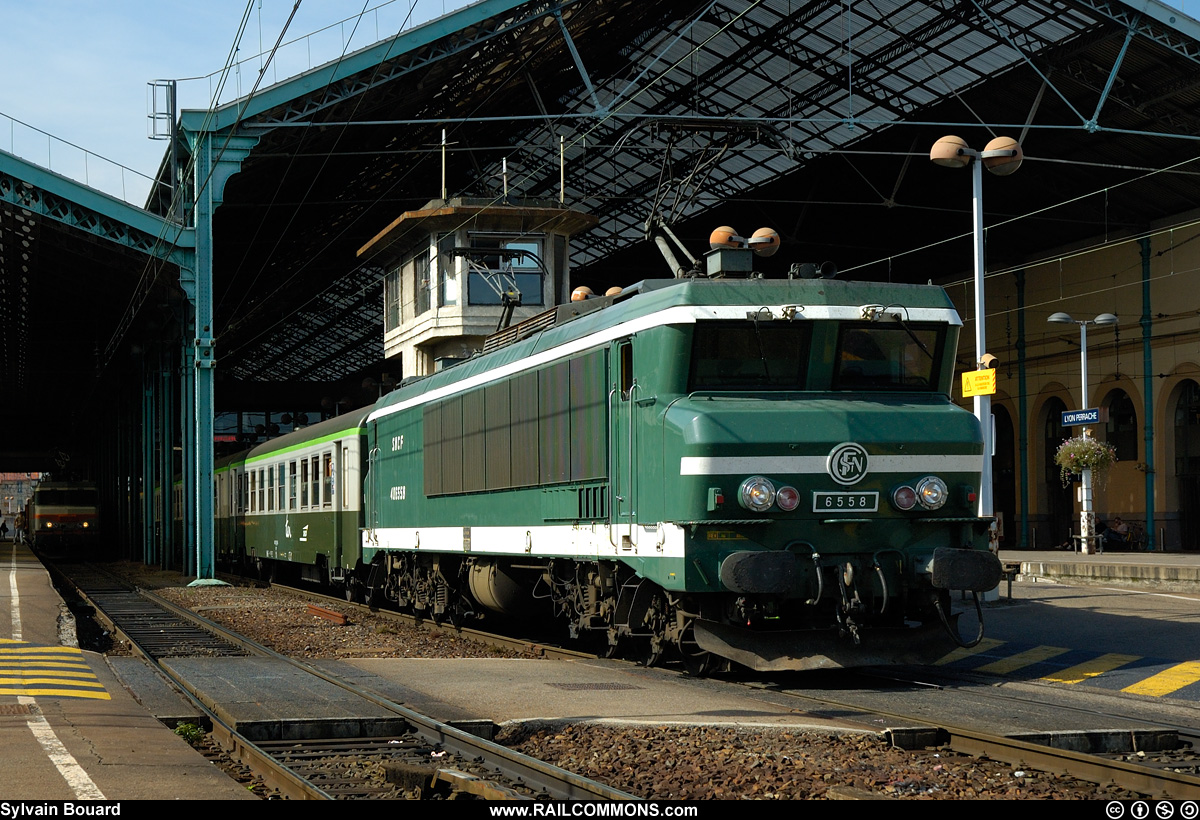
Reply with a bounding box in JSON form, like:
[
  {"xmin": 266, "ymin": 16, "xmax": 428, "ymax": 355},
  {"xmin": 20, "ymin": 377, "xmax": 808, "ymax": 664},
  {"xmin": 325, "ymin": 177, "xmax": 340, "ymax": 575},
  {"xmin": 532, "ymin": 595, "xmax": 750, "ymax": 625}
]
[{"xmin": 578, "ymin": 485, "xmax": 607, "ymax": 520}]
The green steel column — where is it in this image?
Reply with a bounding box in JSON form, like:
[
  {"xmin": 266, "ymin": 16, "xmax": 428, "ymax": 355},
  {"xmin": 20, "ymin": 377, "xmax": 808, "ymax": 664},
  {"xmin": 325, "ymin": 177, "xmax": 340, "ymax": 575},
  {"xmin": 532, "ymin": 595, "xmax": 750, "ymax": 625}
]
[
  {"xmin": 180, "ymin": 310, "xmax": 196, "ymax": 576},
  {"xmin": 142, "ymin": 355, "xmax": 155, "ymax": 565},
  {"xmin": 159, "ymin": 347, "xmax": 174, "ymax": 569},
  {"xmin": 191, "ymin": 134, "xmax": 217, "ymax": 580},
  {"xmin": 1016, "ymin": 269, "xmax": 1030, "ymax": 548},
  {"xmin": 1140, "ymin": 238, "xmax": 1156, "ymax": 550},
  {"xmin": 183, "ymin": 130, "xmax": 255, "ymax": 583}
]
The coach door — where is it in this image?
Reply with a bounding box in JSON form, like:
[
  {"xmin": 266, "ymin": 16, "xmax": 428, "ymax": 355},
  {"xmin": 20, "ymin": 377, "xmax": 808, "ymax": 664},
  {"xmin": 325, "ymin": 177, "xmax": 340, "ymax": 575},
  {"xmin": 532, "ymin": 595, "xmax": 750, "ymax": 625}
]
[{"xmin": 609, "ymin": 339, "xmax": 638, "ymax": 548}]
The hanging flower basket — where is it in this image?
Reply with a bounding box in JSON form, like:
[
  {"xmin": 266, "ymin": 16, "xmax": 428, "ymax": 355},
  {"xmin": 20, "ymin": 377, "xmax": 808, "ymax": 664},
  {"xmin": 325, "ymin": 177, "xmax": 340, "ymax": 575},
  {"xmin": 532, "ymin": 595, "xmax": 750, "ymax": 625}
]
[{"xmin": 1054, "ymin": 434, "xmax": 1118, "ymax": 486}]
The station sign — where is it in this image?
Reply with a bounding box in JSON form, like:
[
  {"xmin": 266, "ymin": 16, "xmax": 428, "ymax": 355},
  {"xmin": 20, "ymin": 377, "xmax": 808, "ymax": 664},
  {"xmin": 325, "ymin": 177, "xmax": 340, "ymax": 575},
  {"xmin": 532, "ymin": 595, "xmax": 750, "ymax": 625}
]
[
  {"xmin": 961, "ymin": 369, "xmax": 997, "ymax": 398},
  {"xmin": 1062, "ymin": 408, "xmax": 1101, "ymax": 426}
]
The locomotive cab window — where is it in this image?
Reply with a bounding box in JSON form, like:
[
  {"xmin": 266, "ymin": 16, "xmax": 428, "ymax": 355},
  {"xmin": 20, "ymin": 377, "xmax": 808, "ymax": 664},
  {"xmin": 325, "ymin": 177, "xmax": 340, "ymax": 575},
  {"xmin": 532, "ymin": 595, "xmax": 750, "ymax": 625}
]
[
  {"xmin": 618, "ymin": 341, "xmax": 634, "ymax": 399},
  {"xmin": 832, "ymin": 322, "xmax": 943, "ymax": 391},
  {"xmin": 688, "ymin": 320, "xmax": 813, "ymax": 391}
]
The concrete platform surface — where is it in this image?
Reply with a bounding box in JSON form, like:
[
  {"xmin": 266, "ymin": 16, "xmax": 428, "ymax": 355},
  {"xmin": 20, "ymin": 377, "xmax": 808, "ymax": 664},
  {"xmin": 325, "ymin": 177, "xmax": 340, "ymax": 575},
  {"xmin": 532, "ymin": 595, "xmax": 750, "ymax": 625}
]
[
  {"xmin": 1, "ymin": 541, "xmax": 257, "ymax": 800},
  {"xmin": 998, "ymin": 548, "xmax": 1200, "ymax": 593},
  {"xmin": 320, "ymin": 656, "xmax": 860, "ymax": 731}
]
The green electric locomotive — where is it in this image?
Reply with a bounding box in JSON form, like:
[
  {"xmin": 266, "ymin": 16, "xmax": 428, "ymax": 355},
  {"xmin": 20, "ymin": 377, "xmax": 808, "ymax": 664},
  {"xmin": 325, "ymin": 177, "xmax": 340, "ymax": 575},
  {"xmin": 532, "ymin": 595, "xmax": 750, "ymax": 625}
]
[{"xmin": 357, "ymin": 242, "xmax": 1002, "ymax": 672}]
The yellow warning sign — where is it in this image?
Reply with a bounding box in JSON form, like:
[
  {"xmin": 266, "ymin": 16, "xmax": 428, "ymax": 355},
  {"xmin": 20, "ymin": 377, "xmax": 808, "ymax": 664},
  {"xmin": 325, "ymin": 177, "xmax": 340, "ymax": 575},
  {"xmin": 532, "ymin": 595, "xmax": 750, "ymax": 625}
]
[{"xmin": 962, "ymin": 369, "xmax": 997, "ymax": 397}]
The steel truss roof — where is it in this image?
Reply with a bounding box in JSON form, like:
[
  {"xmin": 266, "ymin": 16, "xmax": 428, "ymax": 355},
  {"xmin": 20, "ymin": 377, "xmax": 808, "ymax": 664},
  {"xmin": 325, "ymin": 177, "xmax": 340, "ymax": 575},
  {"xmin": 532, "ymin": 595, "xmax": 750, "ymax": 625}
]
[
  {"xmin": 7, "ymin": 0, "xmax": 1200, "ymax": 468},
  {"xmin": 153, "ymin": 0, "xmax": 1200, "ymax": 385}
]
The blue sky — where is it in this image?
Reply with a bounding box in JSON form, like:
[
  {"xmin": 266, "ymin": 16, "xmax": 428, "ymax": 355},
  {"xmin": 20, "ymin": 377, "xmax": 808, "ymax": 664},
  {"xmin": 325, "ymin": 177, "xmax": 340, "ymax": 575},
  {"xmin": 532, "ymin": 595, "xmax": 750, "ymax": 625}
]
[
  {"xmin": 1, "ymin": 0, "xmax": 1198, "ymax": 206},
  {"xmin": 0, "ymin": 1, "xmax": 467, "ymax": 204}
]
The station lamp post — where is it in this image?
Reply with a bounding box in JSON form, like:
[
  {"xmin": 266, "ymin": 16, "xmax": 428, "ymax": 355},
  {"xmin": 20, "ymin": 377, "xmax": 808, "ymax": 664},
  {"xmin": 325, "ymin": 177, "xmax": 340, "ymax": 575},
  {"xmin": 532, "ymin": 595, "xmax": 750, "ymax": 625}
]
[
  {"xmin": 1047, "ymin": 311, "xmax": 1118, "ymax": 553},
  {"xmin": 929, "ymin": 135, "xmax": 1022, "ymax": 549}
]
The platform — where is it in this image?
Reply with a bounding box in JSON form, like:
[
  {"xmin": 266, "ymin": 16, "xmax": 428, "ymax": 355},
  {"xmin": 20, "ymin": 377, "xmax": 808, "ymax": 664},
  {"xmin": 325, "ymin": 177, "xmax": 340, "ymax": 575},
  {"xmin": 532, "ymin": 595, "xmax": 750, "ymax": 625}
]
[
  {"xmin": 0, "ymin": 540, "xmax": 256, "ymax": 801},
  {"xmin": 998, "ymin": 548, "xmax": 1200, "ymax": 593}
]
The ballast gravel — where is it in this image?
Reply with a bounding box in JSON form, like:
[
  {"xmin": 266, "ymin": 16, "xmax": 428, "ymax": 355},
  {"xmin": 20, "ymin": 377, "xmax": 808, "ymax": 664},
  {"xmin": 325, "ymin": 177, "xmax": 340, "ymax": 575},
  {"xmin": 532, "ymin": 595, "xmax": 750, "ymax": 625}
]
[{"xmin": 91, "ymin": 562, "xmax": 1158, "ymax": 800}]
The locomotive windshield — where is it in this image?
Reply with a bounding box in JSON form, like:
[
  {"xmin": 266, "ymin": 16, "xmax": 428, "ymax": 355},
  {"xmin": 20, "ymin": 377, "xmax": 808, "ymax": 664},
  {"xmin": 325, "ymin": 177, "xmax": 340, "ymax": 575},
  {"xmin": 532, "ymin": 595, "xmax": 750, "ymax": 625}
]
[
  {"xmin": 34, "ymin": 489, "xmax": 98, "ymax": 506},
  {"xmin": 833, "ymin": 321, "xmax": 943, "ymax": 391},
  {"xmin": 688, "ymin": 320, "xmax": 813, "ymax": 391}
]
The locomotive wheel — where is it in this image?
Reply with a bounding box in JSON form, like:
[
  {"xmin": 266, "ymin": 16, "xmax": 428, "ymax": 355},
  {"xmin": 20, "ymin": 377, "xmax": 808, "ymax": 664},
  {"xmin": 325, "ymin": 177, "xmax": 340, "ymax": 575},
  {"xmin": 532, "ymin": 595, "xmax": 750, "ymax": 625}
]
[
  {"xmin": 637, "ymin": 636, "xmax": 663, "ymax": 668},
  {"xmin": 677, "ymin": 618, "xmax": 718, "ymax": 677}
]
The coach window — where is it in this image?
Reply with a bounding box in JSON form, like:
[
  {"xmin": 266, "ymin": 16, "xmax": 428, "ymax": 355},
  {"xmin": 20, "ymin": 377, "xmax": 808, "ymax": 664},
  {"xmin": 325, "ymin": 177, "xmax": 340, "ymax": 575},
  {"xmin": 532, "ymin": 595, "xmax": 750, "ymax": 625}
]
[
  {"xmin": 322, "ymin": 452, "xmax": 334, "ymax": 508},
  {"xmin": 267, "ymin": 467, "xmax": 275, "ymax": 512},
  {"xmin": 311, "ymin": 455, "xmax": 321, "ymax": 507},
  {"xmin": 300, "ymin": 459, "xmax": 309, "ymax": 509},
  {"xmin": 342, "ymin": 446, "xmax": 351, "ymax": 507},
  {"xmin": 288, "ymin": 461, "xmax": 297, "ymax": 510},
  {"xmin": 258, "ymin": 469, "xmax": 266, "ymax": 512},
  {"xmin": 249, "ymin": 471, "xmax": 257, "ymax": 513},
  {"xmin": 276, "ymin": 465, "xmax": 285, "ymax": 511}
]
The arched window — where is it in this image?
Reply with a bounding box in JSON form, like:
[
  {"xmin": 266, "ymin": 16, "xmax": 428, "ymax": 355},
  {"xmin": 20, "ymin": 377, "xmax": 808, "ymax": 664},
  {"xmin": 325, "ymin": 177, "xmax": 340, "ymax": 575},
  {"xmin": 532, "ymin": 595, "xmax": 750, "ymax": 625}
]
[
  {"xmin": 1175, "ymin": 380, "xmax": 1200, "ymax": 476},
  {"xmin": 1105, "ymin": 389, "xmax": 1137, "ymax": 461}
]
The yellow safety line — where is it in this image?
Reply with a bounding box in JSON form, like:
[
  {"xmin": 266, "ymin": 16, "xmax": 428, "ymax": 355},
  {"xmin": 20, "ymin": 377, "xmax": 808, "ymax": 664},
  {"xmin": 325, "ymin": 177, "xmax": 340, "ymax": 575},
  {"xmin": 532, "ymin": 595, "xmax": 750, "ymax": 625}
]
[
  {"xmin": 0, "ymin": 670, "xmax": 103, "ymax": 680},
  {"xmin": 1122, "ymin": 661, "xmax": 1200, "ymax": 697},
  {"xmin": 0, "ymin": 657, "xmax": 91, "ymax": 672},
  {"xmin": 0, "ymin": 677, "xmax": 106, "ymax": 688},
  {"xmin": 973, "ymin": 645, "xmax": 1071, "ymax": 675},
  {"xmin": 0, "ymin": 688, "xmax": 111, "ymax": 700},
  {"xmin": 0, "ymin": 645, "xmax": 84, "ymax": 655},
  {"xmin": 1041, "ymin": 653, "xmax": 1140, "ymax": 684},
  {"xmin": 932, "ymin": 637, "xmax": 1005, "ymax": 666}
]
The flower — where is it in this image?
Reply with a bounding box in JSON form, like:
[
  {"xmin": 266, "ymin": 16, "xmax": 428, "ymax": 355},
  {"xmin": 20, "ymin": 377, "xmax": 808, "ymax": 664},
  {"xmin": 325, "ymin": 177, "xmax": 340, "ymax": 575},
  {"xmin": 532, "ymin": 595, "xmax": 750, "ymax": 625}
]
[{"xmin": 1054, "ymin": 434, "xmax": 1118, "ymax": 486}]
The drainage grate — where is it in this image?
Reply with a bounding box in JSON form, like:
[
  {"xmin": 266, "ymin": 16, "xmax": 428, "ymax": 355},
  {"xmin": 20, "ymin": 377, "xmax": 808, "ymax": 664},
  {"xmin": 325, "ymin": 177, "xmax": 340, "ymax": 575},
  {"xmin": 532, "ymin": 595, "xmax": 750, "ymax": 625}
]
[
  {"xmin": 545, "ymin": 682, "xmax": 642, "ymax": 691},
  {"xmin": 0, "ymin": 704, "xmax": 39, "ymax": 716}
]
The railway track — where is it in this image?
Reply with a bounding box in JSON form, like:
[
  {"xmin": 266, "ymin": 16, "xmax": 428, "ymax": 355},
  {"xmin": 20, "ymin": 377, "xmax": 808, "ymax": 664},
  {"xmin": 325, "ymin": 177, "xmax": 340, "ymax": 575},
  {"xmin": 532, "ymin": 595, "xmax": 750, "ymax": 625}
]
[
  {"xmin": 273, "ymin": 582, "xmax": 1200, "ymax": 799},
  {"xmin": 49, "ymin": 561, "xmax": 637, "ymax": 801},
  {"xmin": 52, "ymin": 560, "xmax": 1200, "ymax": 800}
]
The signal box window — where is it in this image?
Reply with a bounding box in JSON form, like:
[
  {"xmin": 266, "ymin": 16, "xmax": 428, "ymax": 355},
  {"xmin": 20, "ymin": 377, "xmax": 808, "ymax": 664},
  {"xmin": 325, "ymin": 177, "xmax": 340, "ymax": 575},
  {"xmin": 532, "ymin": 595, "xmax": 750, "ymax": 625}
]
[
  {"xmin": 833, "ymin": 322, "xmax": 942, "ymax": 391},
  {"xmin": 414, "ymin": 250, "xmax": 431, "ymax": 315},
  {"xmin": 384, "ymin": 267, "xmax": 401, "ymax": 330},
  {"xmin": 689, "ymin": 321, "xmax": 813, "ymax": 391},
  {"xmin": 466, "ymin": 236, "xmax": 544, "ymax": 306}
]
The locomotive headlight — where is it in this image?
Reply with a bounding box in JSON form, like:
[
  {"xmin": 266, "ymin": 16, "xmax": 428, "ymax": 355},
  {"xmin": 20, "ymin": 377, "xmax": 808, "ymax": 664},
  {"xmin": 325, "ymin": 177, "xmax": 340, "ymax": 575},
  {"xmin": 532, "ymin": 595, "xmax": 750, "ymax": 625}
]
[
  {"xmin": 891, "ymin": 485, "xmax": 917, "ymax": 511},
  {"xmin": 775, "ymin": 485, "xmax": 800, "ymax": 512},
  {"xmin": 82, "ymin": 522, "xmax": 89, "ymax": 528},
  {"xmin": 738, "ymin": 476, "xmax": 776, "ymax": 512},
  {"xmin": 915, "ymin": 476, "xmax": 948, "ymax": 510}
]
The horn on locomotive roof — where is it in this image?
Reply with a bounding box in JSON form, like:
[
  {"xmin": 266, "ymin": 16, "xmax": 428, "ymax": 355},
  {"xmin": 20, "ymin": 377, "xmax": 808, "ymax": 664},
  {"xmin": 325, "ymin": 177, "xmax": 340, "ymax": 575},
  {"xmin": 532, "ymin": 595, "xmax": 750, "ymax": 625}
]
[
  {"xmin": 709, "ymin": 226, "xmax": 780, "ymax": 256},
  {"xmin": 789, "ymin": 261, "xmax": 839, "ymax": 280}
]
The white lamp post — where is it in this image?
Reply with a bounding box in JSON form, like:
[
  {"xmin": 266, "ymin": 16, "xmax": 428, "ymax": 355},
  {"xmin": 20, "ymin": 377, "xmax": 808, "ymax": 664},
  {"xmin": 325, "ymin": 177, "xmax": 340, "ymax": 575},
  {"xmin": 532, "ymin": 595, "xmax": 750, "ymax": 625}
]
[
  {"xmin": 1047, "ymin": 311, "xmax": 1118, "ymax": 554},
  {"xmin": 930, "ymin": 136, "xmax": 1022, "ymax": 548}
]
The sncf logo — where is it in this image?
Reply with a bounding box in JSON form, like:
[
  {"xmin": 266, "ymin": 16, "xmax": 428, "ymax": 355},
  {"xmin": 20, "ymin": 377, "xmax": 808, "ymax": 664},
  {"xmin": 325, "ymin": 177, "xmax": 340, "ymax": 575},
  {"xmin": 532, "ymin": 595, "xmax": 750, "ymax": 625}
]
[{"xmin": 827, "ymin": 442, "xmax": 869, "ymax": 485}]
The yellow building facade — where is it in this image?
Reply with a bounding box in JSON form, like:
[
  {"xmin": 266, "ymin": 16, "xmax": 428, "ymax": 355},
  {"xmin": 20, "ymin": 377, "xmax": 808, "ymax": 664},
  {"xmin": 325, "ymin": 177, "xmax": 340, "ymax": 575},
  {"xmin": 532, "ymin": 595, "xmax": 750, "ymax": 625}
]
[{"xmin": 950, "ymin": 213, "xmax": 1200, "ymax": 551}]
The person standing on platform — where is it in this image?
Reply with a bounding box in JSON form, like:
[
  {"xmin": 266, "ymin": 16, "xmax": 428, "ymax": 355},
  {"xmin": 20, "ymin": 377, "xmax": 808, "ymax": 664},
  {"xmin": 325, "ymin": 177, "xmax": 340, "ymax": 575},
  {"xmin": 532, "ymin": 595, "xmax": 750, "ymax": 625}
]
[
  {"xmin": 0, "ymin": 518, "xmax": 8, "ymax": 541},
  {"xmin": 14, "ymin": 511, "xmax": 25, "ymax": 545}
]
